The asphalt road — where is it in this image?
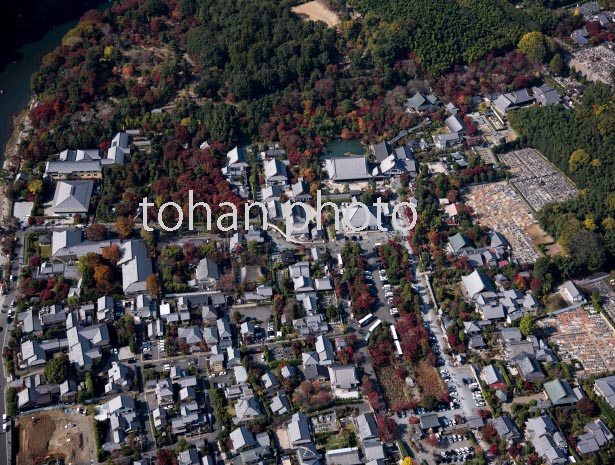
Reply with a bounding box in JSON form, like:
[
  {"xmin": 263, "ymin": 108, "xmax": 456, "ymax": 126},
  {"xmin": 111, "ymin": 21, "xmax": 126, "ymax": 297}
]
[{"xmin": 0, "ymin": 229, "xmax": 25, "ymax": 464}]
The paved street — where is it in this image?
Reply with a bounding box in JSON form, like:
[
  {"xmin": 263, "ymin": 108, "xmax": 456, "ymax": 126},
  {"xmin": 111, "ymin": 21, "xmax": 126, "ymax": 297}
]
[{"xmin": 0, "ymin": 228, "xmax": 25, "ymax": 463}]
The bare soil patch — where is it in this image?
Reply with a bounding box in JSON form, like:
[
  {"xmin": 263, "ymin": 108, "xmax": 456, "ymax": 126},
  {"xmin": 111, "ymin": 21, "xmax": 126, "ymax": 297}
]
[
  {"xmin": 291, "ymin": 1, "xmax": 340, "ymax": 27},
  {"xmin": 16, "ymin": 409, "xmax": 97, "ymax": 465}
]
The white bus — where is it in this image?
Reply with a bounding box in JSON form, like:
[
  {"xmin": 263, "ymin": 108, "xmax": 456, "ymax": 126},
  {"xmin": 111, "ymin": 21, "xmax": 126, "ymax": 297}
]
[
  {"xmin": 390, "ymin": 325, "xmax": 399, "ymax": 341},
  {"xmin": 394, "ymin": 340, "xmax": 403, "ymax": 356},
  {"xmin": 358, "ymin": 313, "xmax": 375, "ymax": 327},
  {"xmin": 337, "ymin": 253, "xmax": 343, "ymax": 268},
  {"xmin": 368, "ymin": 319, "xmax": 382, "ymax": 333}
]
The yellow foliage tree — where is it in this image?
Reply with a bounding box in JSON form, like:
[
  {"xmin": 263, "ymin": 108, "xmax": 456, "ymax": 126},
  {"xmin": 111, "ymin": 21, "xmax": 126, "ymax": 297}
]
[
  {"xmin": 402, "ymin": 457, "xmax": 414, "ymax": 465},
  {"xmin": 569, "ymin": 148, "xmax": 590, "ymax": 172},
  {"xmin": 114, "ymin": 216, "xmax": 134, "ymax": 239},
  {"xmin": 602, "ymin": 217, "xmax": 615, "ymax": 230},
  {"xmin": 518, "ymin": 31, "xmax": 554, "ymax": 63},
  {"xmin": 28, "ymin": 179, "xmax": 43, "ymax": 194}
]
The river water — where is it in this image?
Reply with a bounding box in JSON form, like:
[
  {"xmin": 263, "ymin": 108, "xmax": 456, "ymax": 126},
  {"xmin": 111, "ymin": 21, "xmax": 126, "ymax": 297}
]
[{"xmin": 0, "ymin": 1, "xmax": 114, "ymax": 160}]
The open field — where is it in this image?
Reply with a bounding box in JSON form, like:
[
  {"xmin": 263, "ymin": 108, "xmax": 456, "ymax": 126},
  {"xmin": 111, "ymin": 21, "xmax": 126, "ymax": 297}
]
[
  {"xmin": 464, "ymin": 181, "xmax": 541, "ymax": 263},
  {"xmin": 526, "ymin": 224, "xmax": 561, "ymax": 257},
  {"xmin": 415, "ymin": 362, "xmax": 447, "ymax": 401},
  {"xmin": 291, "ymin": 1, "xmax": 340, "ymax": 27},
  {"xmin": 16, "ymin": 409, "xmax": 97, "ymax": 465},
  {"xmin": 377, "ymin": 366, "xmax": 408, "ymax": 409}
]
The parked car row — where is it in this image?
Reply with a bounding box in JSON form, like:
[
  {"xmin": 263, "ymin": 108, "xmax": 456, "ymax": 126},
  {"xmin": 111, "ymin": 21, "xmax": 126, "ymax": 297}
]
[{"xmin": 437, "ymin": 446, "xmax": 475, "ymax": 463}]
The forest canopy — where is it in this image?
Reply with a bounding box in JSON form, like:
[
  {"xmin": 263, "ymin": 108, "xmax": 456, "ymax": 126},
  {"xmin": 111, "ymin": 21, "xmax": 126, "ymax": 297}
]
[
  {"xmin": 507, "ymin": 83, "xmax": 615, "ymax": 273},
  {"xmin": 349, "ymin": 0, "xmax": 539, "ymax": 75},
  {"xmin": 186, "ymin": 0, "xmax": 337, "ymax": 100}
]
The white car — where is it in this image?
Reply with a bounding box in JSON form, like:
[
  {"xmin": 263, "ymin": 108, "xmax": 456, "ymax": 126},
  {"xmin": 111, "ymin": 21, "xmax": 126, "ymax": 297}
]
[{"xmin": 163, "ymin": 364, "xmax": 171, "ymax": 371}]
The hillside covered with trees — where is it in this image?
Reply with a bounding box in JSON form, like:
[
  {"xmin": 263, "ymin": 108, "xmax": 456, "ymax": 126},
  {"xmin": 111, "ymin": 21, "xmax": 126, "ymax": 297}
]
[
  {"xmin": 507, "ymin": 83, "xmax": 615, "ymax": 274},
  {"xmin": 349, "ymin": 0, "xmax": 539, "ymax": 75}
]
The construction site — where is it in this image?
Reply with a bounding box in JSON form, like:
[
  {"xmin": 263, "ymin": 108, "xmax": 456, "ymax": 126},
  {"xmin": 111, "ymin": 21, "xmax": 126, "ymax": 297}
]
[{"xmin": 15, "ymin": 409, "xmax": 97, "ymax": 465}]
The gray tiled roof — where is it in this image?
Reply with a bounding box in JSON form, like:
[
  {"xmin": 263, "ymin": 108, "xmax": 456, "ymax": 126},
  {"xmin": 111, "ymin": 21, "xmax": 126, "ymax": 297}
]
[{"xmin": 325, "ymin": 157, "xmax": 371, "ymax": 181}]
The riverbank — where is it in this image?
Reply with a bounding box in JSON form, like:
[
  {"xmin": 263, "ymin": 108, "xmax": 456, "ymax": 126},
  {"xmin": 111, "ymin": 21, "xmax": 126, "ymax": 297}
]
[
  {"xmin": 3, "ymin": 100, "xmax": 31, "ymax": 171},
  {"xmin": 0, "ymin": 98, "xmax": 32, "ymax": 227}
]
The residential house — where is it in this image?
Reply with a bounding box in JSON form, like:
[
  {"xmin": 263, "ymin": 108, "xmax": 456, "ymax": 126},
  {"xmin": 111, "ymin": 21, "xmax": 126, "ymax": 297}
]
[
  {"xmin": 240, "ymin": 321, "xmax": 256, "ymax": 343},
  {"xmin": 315, "ymin": 335, "xmax": 334, "ymax": 365},
  {"xmin": 230, "ymin": 426, "xmax": 256, "ymax": 453},
  {"xmin": 66, "ymin": 312, "xmax": 110, "ymax": 371},
  {"xmin": 264, "ymin": 159, "xmax": 289, "ymax": 186},
  {"xmin": 223, "ymin": 146, "xmax": 249, "ymax": 180},
  {"xmin": 97, "ymin": 296, "xmax": 115, "ymax": 323},
  {"xmin": 325, "ymin": 448, "xmax": 361, "ymax": 465},
  {"xmin": 60, "ymin": 379, "xmax": 78, "ymax": 403},
  {"xmin": 217, "ymin": 317, "xmax": 233, "ymax": 347},
  {"xmin": 461, "ymin": 270, "xmax": 494, "ymax": 300},
  {"xmin": 532, "ymin": 84, "xmax": 560, "ymax": 106},
  {"xmin": 577, "ymin": 419, "xmax": 613, "ymax": 455},
  {"xmin": 444, "ymin": 115, "xmax": 465, "ymax": 134},
  {"xmin": 270, "ymin": 393, "xmax": 291, "ymax": 415},
  {"xmin": 202, "ymin": 327, "xmax": 219, "ymax": 347},
  {"xmin": 227, "ymin": 347, "xmax": 241, "ymax": 367},
  {"xmin": 234, "ymin": 397, "xmax": 262, "ymax": 424},
  {"xmin": 405, "ymin": 92, "xmax": 440, "ymax": 112},
  {"xmin": 156, "ymin": 378, "xmax": 174, "ymax": 407},
  {"xmin": 105, "ymin": 361, "xmax": 133, "ymax": 394},
  {"xmin": 147, "ymin": 319, "xmax": 164, "ymax": 340},
  {"xmin": 178, "ymin": 448, "xmax": 201, "ymax": 465},
  {"xmin": 118, "ymin": 240, "xmax": 153, "ymax": 294},
  {"xmin": 356, "ymin": 413, "xmax": 378, "ymax": 442},
  {"xmin": 328, "ymin": 365, "xmax": 359, "ymax": 396},
  {"xmin": 525, "ymin": 415, "xmax": 568, "ymax": 465},
  {"xmin": 18, "ymin": 309, "xmax": 42, "ymax": 335},
  {"xmin": 262, "ymin": 185, "xmax": 282, "ymax": 203},
  {"xmin": 292, "ymin": 178, "xmax": 312, "ymax": 202},
  {"xmin": 595, "ymin": 375, "xmax": 615, "ymax": 409},
  {"xmin": 483, "ymin": 364, "xmax": 505, "ymax": 388},
  {"xmin": 195, "ymin": 258, "xmax": 219, "ymax": 287},
  {"xmin": 288, "ymin": 412, "xmax": 312, "ymax": 446},
  {"xmin": 561, "ymin": 281, "xmax": 584, "ymax": 304},
  {"xmin": 514, "ymin": 353, "xmax": 545, "ymax": 382},
  {"xmin": 433, "ymin": 132, "xmax": 460, "ymax": 150},
  {"xmin": 492, "ymin": 416, "xmax": 521, "ymax": 444}
]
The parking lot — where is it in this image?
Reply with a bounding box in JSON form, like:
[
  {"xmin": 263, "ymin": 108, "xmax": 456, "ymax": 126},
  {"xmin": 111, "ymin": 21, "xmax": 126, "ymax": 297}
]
[{"xmin": 415, "ymin": 275, "xmax": 484, "ymax": 421}]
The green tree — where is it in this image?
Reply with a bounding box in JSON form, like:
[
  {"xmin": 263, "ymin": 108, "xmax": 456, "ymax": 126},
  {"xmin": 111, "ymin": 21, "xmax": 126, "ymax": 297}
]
[
  {"xmin": 519, "ymin": 313, "xmax": 536, "ymax": 337},
  {"xmin": 44, "ymin": 353, "xmax": 69, "ymax": 384},
  {"xmin": 86, "ymin": 372, "xmax": 94, "ymax": 397},
  {"xmin": 549, "ymin": 53, "xmax": 564, "ymax": 75},
  {"xmin": 422, "ymin": 394, "xmax": 438, "ymax": 411},
  {"xmin": 6, "ymin": 388, "xmax": 17, "ymax": 416}
]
